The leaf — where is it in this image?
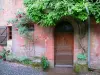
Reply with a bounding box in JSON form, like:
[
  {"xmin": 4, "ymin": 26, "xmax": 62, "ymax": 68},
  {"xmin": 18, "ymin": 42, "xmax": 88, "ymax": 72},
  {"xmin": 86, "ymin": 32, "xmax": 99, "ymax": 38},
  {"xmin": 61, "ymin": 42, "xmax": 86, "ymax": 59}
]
[{"xmin": 23, "ymin": 0, "xmax": 100, "ymax": 26}]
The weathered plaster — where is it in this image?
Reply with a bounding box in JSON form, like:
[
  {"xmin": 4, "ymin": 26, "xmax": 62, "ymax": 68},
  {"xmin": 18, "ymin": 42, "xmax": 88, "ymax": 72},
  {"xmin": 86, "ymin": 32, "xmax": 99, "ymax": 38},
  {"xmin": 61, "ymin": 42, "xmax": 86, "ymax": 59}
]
[{"xmin": 90, "ymin": 18, "xmax": 100, "ymax": 69}]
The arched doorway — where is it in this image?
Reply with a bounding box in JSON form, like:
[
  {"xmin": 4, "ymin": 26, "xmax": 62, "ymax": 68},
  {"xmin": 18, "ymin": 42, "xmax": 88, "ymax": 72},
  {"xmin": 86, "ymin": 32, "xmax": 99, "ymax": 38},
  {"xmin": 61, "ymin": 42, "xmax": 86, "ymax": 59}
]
[{"xmin": 54, "ymin": 20, "xmax": 74, "ymax": 67}]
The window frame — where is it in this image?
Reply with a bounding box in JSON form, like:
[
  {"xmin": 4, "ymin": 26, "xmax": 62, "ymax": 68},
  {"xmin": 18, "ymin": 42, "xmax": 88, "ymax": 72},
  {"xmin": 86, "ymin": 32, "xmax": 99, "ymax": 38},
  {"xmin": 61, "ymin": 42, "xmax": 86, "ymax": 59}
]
[{"xmin": 7, "ymin": 26, "xmax": 12, "ymax": 40}]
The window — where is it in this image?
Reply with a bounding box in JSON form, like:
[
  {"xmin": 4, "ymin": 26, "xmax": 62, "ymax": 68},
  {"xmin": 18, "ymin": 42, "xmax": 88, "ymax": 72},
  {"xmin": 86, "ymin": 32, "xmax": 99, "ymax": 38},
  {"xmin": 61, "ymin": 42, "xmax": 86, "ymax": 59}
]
[
  {"xmin": 0, "ymin": 26, "xmax": 7, "ymax": 46},
  {"xmin": 8, "ymin": 26, "xmax": 12, "ymax": 40}
]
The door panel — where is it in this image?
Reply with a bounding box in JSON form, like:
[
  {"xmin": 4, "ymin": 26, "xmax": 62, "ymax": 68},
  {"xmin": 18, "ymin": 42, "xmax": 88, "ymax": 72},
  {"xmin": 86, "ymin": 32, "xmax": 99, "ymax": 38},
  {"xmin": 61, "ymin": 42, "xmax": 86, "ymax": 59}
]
[{"xmin": 55, "ymin": 32, "xmax": 73, "ymax": 66}]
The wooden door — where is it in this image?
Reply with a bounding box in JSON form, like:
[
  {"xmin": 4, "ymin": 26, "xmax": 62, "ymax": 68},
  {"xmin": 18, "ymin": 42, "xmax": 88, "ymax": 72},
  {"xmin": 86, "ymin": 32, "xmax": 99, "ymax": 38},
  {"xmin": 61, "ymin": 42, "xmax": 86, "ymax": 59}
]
[{"xmin": 55, "ymin": 32, "xmax": 73, "ymax": 66}]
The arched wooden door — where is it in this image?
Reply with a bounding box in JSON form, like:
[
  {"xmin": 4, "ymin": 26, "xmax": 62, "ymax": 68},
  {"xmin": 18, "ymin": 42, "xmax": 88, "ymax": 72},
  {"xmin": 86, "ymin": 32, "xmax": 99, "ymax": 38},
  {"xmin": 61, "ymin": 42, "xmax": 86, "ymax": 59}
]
[{"xmin": 55, "ymin": 21, "xmax": 74, "ymax": 67}]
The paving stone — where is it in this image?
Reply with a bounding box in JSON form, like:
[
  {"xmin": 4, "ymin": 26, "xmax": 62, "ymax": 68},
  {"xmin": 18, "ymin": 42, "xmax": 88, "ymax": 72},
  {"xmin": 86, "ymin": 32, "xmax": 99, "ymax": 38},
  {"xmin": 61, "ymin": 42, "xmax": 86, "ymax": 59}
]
[
  {"xmin": 0, "ymin": 61, "xmax": 46, "ymax": 75},
  {"xmin": 1, "ymin": 61, "xmax": 100, "ymax": 75}
]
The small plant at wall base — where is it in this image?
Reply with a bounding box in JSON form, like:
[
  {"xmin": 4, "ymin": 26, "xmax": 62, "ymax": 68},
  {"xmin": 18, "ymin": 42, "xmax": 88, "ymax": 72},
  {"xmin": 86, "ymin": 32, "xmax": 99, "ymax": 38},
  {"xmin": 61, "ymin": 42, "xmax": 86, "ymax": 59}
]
[
  {"xmin": 6, "ymin": 54, "xmax": 41, "ymax": 68},
  {"xmin": 74, "ymin": 63, "xmax": 88, "ymax": 73},
  {"xmin": 77, "ymin": 53, "xmax": 86, "ymax": 60},
  {"xmin": 0, "ymin": 48, "xmax": 6, "ymax": 61},
  {"xmin": 74, "ymin": 53, "xmax": 88, "ymax": 73},
  {"xmin": 17, "ymin": 57, "xmax": 33, "ymax": 65},
  {"xmin": 77, "ymin": 53, "xmax": 87, "ymax": 64},
  {"xmin": 0, "ymin": 48, "xmax": 10, "ymax": 61},
  {"xmin": 41, "ymin": 56, "xmax": 49, "ymax": 71}
]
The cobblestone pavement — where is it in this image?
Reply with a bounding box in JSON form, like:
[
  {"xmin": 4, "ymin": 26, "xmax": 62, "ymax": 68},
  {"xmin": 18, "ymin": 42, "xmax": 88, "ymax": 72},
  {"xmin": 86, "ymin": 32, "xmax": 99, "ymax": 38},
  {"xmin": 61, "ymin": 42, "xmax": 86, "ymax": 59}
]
[
  {"xmin": 79, "ymin": 72, "xmax": 100, "ymax": 75},
  {"xmin": 46, "ymin": 67, "xmax": 76, "ymax": 75},
  {"xmin": 0, "ymin": 61, "xmax": 46, "ymax": 75},
  {"xmin": 0, "ymin": 61, "xmax": 100, "ymax": 75}
]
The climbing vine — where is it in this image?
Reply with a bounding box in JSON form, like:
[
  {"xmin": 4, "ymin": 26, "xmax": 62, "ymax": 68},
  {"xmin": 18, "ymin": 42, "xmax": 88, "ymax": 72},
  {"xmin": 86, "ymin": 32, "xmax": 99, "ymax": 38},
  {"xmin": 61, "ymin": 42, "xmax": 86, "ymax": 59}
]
[
  {"xmin": 7, "ymin": 10, "xmax": 35, "ymax": 56},
  {"xmin": 7, "ymin": 10, "xmax": 34, "ymax": 37},
  {"xmin": 23, "ymin": 0, "xmax": 100, "ymax": 27}
]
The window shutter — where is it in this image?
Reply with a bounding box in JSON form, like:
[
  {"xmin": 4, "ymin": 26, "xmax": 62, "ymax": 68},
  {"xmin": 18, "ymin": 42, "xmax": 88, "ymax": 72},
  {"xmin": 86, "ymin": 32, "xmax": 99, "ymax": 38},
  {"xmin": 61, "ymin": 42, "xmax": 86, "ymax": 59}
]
[{"xmin": 0, "ymin": 26, "xmax": 7, "ymax": 46}]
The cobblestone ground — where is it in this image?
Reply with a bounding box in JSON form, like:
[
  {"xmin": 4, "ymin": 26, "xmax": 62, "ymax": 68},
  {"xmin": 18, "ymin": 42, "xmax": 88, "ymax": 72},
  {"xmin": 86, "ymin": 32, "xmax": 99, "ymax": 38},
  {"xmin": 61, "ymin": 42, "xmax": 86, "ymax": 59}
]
[
  {"xmin": 0, "ymin": 61, "xmax": 100, "ymax": 75},
  {"xmin": 0, "ymin": 61, "xmax": 46, "ymax": 75},
  {"xmin": 79, "ymin": 71, "xmax": 100, "ymax": 75},
  {"xmin": 46, "ymin": 67, "xmax": 100, "ymax": 75}
]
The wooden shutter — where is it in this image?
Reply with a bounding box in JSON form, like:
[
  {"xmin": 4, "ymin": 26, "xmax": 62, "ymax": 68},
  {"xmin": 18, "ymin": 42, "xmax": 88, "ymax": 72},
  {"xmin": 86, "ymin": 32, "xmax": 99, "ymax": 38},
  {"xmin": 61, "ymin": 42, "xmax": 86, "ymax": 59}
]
[{"xmin": 0, "ymin": 26, "xmax": 7, "ymax": 46}]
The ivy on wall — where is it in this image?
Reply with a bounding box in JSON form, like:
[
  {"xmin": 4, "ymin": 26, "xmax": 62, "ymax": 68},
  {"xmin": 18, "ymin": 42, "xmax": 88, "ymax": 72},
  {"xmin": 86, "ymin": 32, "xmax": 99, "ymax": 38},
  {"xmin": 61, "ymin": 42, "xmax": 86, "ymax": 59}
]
[
  {"xmin": 7, "ymin": 10, "xmax": 34, "ymax": 37},
  {"xmin": 7, "ymin": 10, "xmax": 35, "ymax": 56},
  {"xmin": 23, "ymin": 0, "xmax": 100, "ymax": 27}
]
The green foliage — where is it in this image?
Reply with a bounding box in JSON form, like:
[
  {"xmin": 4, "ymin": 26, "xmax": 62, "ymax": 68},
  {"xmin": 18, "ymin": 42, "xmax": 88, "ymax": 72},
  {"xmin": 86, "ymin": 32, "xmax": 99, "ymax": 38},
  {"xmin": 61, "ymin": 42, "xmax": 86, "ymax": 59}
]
[
  {"xmin": 23, "ymin": 0, "xmax": 35, "ymax": 7},
  {"xmin": 14, "ymin": 56, "xmax": 33, "ymax": 65},
  {"xmin": 0, "ymin": 49, "xmax": 6, "ymax": 59},
  {"xmin": 7, "ymin": 18, "xmax": 18, "ymax": 24},
  {"xmin": 31, "ymin": 56, "xmax": 41, "ymax": 68},
  {"xmin": 89, "ymin": 2, "xmax": 100, "ymax": 23},
  {"xmin": 6, "ymin": 53, "xmax": 19, "ymax": 62},
  {"xmin": 41, "ymin": 56, "xmax": 49, "ymax": 70},
  {"xmin": 16, "ymin": 12, "xmax": 33, "ymax": 36},
  {"xmin": 7, "ymin": 10, "xmax": 33, "ymax": 37},
  {"xmin": 74, "ymin": 64, "xmax": 88, "ymax": 73},
  {"xmin": 6, "ymin": 51, "xmax": 32, "ymax": 64},
  {"xmin": 7, "ymin": 54, "xmax": 41, "ymax": 68},
  {"xmin": 23, "ymin": 0, "xmax": 100, "ymax": 27},
  {"xmin": 77, "ymin": 53, "xmax": 86, "ymax": 60},
  {"xmin": 15, "ymin": 10, "xmax": 25, "ymax": 16},
  {"xmin": 31, "ymin": 62, "xmax": 41, "ymax": 68},
  {"xmin": 20, "ymin": 58, "xmax": 33, "ymax": 65},
  {"xmin": 74, "ymin": 64, "xmax": 81, "ymax": 73},
  {"xmin": 0, "ymin": 48, "xmax": 10, "ymax": 60},
  {"xmin": 6, "ymin": 53, "xmax": 42, "ymax": 68}
]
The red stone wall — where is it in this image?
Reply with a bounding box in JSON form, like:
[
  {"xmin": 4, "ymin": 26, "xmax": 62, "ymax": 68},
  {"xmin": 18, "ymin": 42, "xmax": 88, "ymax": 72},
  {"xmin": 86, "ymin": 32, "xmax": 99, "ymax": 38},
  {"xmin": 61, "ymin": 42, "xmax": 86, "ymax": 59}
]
[
  {"xmin": 34, "ymin": 24, "xmax": 54, "ymax": 61},
  {"xmin": 0, "ymin": 0, "xmax": 24, "ymax": 26},
  {"xmin": 90, "ymin": 18, "xmax": 100, "ymax": 69},
  {"xmin": 0, "ymin": 0, "xmax": 24, "ymax": 51}
]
